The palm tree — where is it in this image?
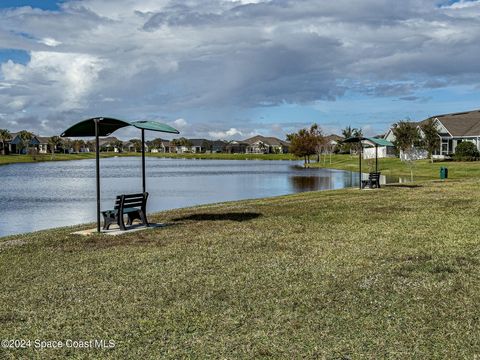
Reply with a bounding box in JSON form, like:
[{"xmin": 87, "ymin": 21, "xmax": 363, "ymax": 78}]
[
  {"xmin": 17, "ymin": 130, "xmax": 34, "ymax": 154},
  {"xmin": 0, "ymin": 129, "xmax": 11, "ymax": 155}
]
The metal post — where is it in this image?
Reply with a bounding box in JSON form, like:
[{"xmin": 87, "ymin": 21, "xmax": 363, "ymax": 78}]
[
  {"xmin": 375, "ymin": 145, "xmax": 378, "ymax": 173},
  {"xmin": 95, "ymin": 118, "xmax": 101, "ymax": 233},
  {"xmin": 141, "ymin": 129, "xmax": 146, "ymax": 194},
  {"xmin": 359, "ymin": 142, "xmax": 362, "ymax": 189}
]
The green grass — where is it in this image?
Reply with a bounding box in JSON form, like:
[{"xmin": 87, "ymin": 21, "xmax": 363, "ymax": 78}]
[
  {"xmin": 0, "ymin": 152, "xmax": 296, "ymax": 166},
  {"xmin": 311, "ymin": 153, "xmax": 480, "ymax": 179},
  {"xmin": 1, "ymin": 180, "xmax": 480, "ymax": 358}
]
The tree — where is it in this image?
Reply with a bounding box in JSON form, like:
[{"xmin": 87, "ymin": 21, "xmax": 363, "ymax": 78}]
[
  {"xmin": 201, "ymin": 140, "xmax": 213, "ymax": 153},
  {"xmin": 392, "ymin": 121, "xmax": 420, "ymax": 180},
  {"xmin": 340, "ymin": 126, "xmax": 362, "ymax": 154},
  {"xmin": 420, "ymin": 119, "xmax": 440, "ymax": 163},
  {"xmin": 287, "ymin": 124, "xmax": 324, "ymax": 166},
  {"xmin": 111, "ymin": 140, "xmax": 123, "ymax": 152},
  {"xmin": 454, "ymin": 141, "xmax": 480, "ymax": 161},
  {"xmin": 128, "ymin": 139, "xmax": 142, "ymax": 152},
  {"xmin": 0, "ymin": 129, "xmax": 11, "ymax": 155},
  {"xmin": 48, "ymin": 136, "xmax": 63, "ymax": 159},
  {"xmin": 72, "ymin": 139, "xmax": 85, "ymax": 153},
  {"xmin": 17, "ymin": 130, "xmax": 34, "ymax": 154}
]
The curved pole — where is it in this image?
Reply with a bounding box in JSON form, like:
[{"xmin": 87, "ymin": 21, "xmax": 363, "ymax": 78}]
[
  {"xmin": 141, "ymin": 129, "xmax": 146, "ymax": 194},
  {"xmin": 95, "ymin": 118, "xmax": 101, "ymax": 232}
]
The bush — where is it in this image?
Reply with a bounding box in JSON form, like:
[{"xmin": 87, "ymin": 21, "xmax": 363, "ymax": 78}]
[{"xmin": 454, "ymin": 141, "xmax": 480, "ymax": 161}]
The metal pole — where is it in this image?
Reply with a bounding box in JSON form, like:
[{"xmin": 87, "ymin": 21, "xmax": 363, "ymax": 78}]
[
  {"xmin": 359, "ymin": 142, "xmax": 362, "ymax": 190},
  {"xmin": 141, "ymin": 129, "xmax": 146, "ymax": 194},
  {"xmin": 95, "ymin": 118, "xmax": 101, "ymax": 233},
  {"xmin": 375, "ymin": 145, "xmax": 378, "ymax": 173}
]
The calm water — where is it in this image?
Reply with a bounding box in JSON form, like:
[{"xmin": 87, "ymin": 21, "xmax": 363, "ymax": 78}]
[{"xmin": 0, "ymin": 157, "xmax": 392, "ymax": 237}]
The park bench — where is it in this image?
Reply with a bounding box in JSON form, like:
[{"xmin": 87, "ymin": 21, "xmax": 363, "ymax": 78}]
[
  {"xmin": 102, "ymin": 192, "xmax": 149, "ymax": 230},
  {"xmin": 361, "ymin": 172, "xmax": 381, "ymax": 189}
]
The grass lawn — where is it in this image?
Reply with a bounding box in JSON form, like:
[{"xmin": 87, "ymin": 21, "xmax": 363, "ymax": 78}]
[
  {"xmin": 311, "ymin": 153, "xmax": 480, "ymax": 180},
  {"xmin": 0, "ymin": 152, "xmax": 295, "ymax": 166},
  {"xmin": 1, "ymin": 180, "xmax": 480, "ymax": 358}
]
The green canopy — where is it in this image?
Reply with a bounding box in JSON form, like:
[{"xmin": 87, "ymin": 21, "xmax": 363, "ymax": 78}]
[
  {"xmin": 131, "ymin": 120, "xmax": 179, "ymax": 134},
  {"xmin": 60, "ymin": 117, "xmax": 179, "ymax": 232}
]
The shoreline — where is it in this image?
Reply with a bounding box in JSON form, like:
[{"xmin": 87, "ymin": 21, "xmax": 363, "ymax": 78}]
[{"xmin": 0, "ymin": 152, "xmax": 298, "ymax": 167}]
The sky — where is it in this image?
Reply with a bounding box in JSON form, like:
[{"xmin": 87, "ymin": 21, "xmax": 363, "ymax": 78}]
[{"xmin": 1, "ymin": 0, "xmax": 480, "ymax": 140}]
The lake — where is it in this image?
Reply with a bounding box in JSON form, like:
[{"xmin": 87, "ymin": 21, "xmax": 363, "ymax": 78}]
[{"xmin": 0, "ymin": 157, "xmax": 393, "ymax": 237}]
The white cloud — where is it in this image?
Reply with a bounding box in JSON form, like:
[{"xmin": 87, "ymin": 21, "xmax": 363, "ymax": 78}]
[
  {"xmin": 209, "ymin": 127, "xmax": 244, "ymax": 139},
  {"xmin": 39, "ymin": 37, "xmax": 62, "ymax": 47},
  {"xmin": 172, "ymin": 118, "xmax": 188, "ymax": 128}
]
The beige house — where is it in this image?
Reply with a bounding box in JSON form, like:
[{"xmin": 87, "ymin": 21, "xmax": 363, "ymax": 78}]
[{"xmin": 243, "ymin": 135, "xmax": 289, "ymax": 154}]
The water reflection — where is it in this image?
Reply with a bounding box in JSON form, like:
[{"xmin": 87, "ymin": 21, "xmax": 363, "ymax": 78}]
[{"xmin": 0, "ymin": 157, "xmax": 405, "ymax": 237}]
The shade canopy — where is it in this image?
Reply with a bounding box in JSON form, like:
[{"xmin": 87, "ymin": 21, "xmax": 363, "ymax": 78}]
[
  {"xmin": 61, "ymin": 117, "xmax": 180, "ymax": 137},
  {"xmin": 131, "ymin": 120, "xmax": 179, "ymax": 134},
  {"xmin": 60, "ymin": 117, "xmax": 180, "ymax": 233},
  {"xmin": 342, "ymin": 136, "xmax": 393, "ymax": 189},
  {"xmin": 61, "ymin": 117, "xmax": 131, "ymax": 137},
  {"xmin": 342, "ymin": 136, "xmax": 394, "ymax": 147}
]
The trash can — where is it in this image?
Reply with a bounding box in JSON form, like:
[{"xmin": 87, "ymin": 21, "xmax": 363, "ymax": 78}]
[{"xmin": 440, "ymin": 167, "xmax": 448, "ymax": 180}]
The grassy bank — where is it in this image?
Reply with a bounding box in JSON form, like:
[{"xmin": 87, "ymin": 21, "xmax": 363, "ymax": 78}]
[
  {"xmin": 0, "ymin": 152, "xmax": 296, "ymax": 166},
  {"xmin": 1, "ymin": 180, "xmax": 480, "ymax": 358},
  {"xmin": 312, "ymin": 153, "xmax": 480, "ymax": 179}
]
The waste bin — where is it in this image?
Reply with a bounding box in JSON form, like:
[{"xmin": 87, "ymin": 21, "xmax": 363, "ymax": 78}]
[{"xmin": 440, "ymin": 167, "xmax": 448, "ymax": 180}]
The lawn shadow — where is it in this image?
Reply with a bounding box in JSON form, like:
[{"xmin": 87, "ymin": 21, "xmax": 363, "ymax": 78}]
[
  {"xmin": 385, "ymin": 183, "xmax": 423, "ymax": 188},
  {"xmin": 172, "ymin": 212, "xmax": 262, "ymax": 222}
]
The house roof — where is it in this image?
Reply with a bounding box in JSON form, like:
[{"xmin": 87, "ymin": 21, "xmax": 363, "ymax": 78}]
[
  {"xmin": 428, "ymin": 109, "xmax": 480, "ymax": 137},
  {"xmin": 188, "ymin": 138, "xmax": 209, "ymax": 147},
  {"xmin": 242, "ymin": 135, "xmax": 289, "ymax": 146}
]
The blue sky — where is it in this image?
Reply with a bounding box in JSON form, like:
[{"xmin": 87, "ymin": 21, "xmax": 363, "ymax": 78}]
[{"xmin": 1, "ymin": 0, "xmax": 480, "ymax": 140}]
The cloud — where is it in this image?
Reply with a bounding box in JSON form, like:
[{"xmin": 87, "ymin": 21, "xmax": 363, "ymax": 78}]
[
  {"xmin": 208, "ymin": 127, "xmax": 244, "ymax": 139},
  {"xmin": 1, "ymin": 0, "xmax": 480, "ymax": 137},
  {"xmin": 39, "ymin": 37, "xmax": 62, "ymax": 47}
]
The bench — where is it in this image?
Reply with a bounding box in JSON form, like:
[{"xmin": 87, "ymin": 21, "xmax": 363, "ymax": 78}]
[
  {"xmin": 102, "ymin": 192, "xmax": 149, "ymax": 230},
  {"xmin": 361, "ymin": 172, "xmax": 381, "ymax": 189}
]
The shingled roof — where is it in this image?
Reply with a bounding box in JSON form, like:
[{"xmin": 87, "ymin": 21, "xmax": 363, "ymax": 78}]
[
  {"xmin": 242, "ymin": 135, "xmax": 289, "ymax": 146},
  {"xmin": 429, "ymin": 109, "xmax": 480, "ymax": 137}
]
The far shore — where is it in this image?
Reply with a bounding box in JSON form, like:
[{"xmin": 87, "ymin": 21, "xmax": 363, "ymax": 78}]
[
  {"xmin": 0, "ymin": 152, "xmax": 298, "ymax": 167},
  {"xmin": 3, "ymin": 152, "xmax": 480, "ymax": 181}
]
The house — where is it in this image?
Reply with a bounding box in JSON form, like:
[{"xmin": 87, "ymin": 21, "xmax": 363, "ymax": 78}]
[
  {"xmin": 323, "ymin": 134, "xmax": 343, "ymax": 153},
  {"xmin": 7, "ymin": 132, "xmax": 49, "ymax": 154},
  {"xmin": 149, "ymin": 139, "xmax": 171, "ymax": 153},
  {"xmin": 225, "ymin": 141, "xmax": 249, "ymax": 154},
  {"xmin": 243, "ymin": 135, "xmax": 290, "ymax": 154},
  {"xmin": 211, "ymin": 140, "xmax": 227, "ymax": 153},
  {"xmin": 189, "ymin": 139, "xmax": 210, "ymax": 153},
  {"xmin": 385, "ymin": 109, "xmax": 480, "ymax": 159}
]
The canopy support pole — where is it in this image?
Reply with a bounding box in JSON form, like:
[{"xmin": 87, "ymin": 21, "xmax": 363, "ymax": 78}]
[
  {"xmin": 359, "ymin": 142, "xmax": 362, "ymax": 190},
  {"xmin": 375, "ymin": 145, "xmax": 378, "ymax": 173},
  {"xmin": 95, "ymin": 118, "xmax": 100, "ymax": 233},
  {"xmin": 141, "ymin": 128, "xmax": 146, "ymax": 194}
]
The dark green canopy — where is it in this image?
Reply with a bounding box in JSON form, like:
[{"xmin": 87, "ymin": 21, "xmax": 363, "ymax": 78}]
[
  {"xmin": 61, "ymin": 117, "xmax": 131, "ymax": 137},
  {"xmin": 60, "ymin": 117, "xmax": 179, "ymax": 232}
]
